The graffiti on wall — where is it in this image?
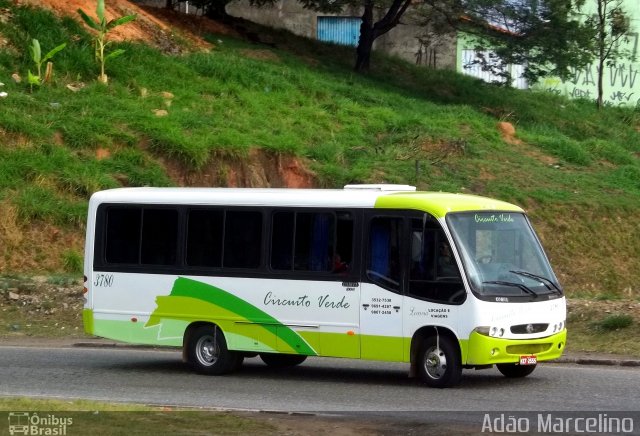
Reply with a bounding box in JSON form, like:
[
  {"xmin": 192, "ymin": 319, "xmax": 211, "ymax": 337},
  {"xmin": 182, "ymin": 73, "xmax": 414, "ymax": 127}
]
[{"xmin": 538, "ymin": 32, "xmax": 640, "ymax": 107}]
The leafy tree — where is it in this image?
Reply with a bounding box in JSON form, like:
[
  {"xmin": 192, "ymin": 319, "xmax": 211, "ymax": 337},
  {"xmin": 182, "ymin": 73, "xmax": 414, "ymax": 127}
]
[
  {"xmin": 418, "ymin": 0, "xmax": 597, "ymax": 84},
  {"xmin": 583, "ymin": 0, "xmax": 631, "ymax": 108}
]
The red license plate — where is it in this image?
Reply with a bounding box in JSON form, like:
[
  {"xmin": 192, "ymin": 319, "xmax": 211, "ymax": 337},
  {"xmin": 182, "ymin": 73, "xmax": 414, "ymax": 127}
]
[{"xmin": 519, "ymin": 355, "xmax": 537, "ymax": 365}]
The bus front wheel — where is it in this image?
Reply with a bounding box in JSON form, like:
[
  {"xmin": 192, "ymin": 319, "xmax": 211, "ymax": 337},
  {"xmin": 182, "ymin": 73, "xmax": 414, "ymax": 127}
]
[
  {"xmin": 417, "ymin": 335, "xmax": 462, "ymax": 388},
  {"xmin": 186, "ymin": 325, "xmax": 243, "ymax": 375},
  {"xmin": 496, "ymin": 363, "xmax": 536, "ymax": 378}
]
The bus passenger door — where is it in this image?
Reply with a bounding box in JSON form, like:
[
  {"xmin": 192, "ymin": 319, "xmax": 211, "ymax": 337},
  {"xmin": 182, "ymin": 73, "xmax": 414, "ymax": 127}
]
[{"xmin": 360, "ymin": 215, "xmax": 404, "ymax": 361}]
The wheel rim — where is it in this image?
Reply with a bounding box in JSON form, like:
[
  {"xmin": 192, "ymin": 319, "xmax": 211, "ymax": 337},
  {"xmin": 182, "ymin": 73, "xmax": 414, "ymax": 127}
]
[
  {"xmin": 195, "ymin": 335, "xmax": 219, "ymax": 367},
  {"xmin": 424, "ymin": 346, "xmax": 447, "ymax": 380}
]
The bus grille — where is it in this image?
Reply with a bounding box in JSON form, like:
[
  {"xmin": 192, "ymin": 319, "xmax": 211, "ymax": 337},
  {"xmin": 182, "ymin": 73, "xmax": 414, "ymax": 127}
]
[
  {"xmin": 506, "ymin": 343, "xmax": 552, "ymax": 354},
  {"xmin": 510, "ymin": 323, "xmax": 548, "ymax": 334}
]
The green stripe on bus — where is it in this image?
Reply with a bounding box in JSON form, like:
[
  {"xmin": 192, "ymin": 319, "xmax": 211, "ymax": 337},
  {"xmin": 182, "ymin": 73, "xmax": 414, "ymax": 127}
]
[{"xmin": 148, "ymin": 277, "xmax": 317, "ymax": 356}]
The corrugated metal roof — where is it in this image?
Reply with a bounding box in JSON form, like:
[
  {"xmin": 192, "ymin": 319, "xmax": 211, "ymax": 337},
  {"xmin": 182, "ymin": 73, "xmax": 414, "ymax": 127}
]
[{"xmin": 317, "ymin": 16, "xmax": 361, "ymax": 47}]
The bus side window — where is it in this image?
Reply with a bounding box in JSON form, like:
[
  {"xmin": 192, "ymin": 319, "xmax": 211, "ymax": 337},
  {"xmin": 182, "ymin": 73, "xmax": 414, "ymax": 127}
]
[
  {"xmin": 334, "ymin": 212, "xmax": 354, "ymax": 274},
  {"xmin": 105, "ymin": 208, "xmax": 141, "ymax": 264},
  {"xmin": 295, "ymin": 213, "xmax": 334, "ymax": 271},
  {"xmin": 104, "ymin": 207, "xmax": 178, "ymax": 266},
  {"xmin": 223, "ymin": 211, "xmax": 262, "ymax": 269},
  {"xmin": 140, "ymin": 209, "xmax": 178, "ymax": 265},
  {"xmin": 186, "ymin": 209, "xmax": 224, "ymax": 267},
  {"xmin": 271, "ymin": 212, "xmax": 295, "ymax": 270},
  {"xmin": 409, "ymin": 218, "xmax": 464, "ymax": 304},
  {"xmin": 271, "ymin": 211, "xmax": 346, "ymax": 273},
  {"xmin": 367, "ymin": 217, "xmax": 402, "ymax": 292}
]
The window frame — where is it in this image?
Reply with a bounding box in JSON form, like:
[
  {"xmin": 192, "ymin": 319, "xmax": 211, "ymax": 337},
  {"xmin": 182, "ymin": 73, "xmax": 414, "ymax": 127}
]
[
  {"xmin": 93, "ymin": 203, "xmax": 361, "ymax": 282},
  {"xmin": 363, "ymin": 210, "xmax": 407, "ymax": 295},
  {"xmin": 95, "ymin": 203, "xmax": 183, "ymax": 272},
  {"xmin": 362, "ymin": 209, "xmax": 466, "ymax": 304},
  {"xmin": 267, "ymin": 207, "xmax": 360, "ymax": 280}
]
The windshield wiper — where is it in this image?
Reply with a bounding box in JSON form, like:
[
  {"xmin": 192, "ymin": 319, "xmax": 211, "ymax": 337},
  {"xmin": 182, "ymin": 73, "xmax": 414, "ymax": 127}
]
[
  {"xmin": 483, "ymin": 280, "xmax": 539, "ymax": 298},
  {"xmin": 509, "ymin": 270, "xmax": 563, "ymax": 295}
]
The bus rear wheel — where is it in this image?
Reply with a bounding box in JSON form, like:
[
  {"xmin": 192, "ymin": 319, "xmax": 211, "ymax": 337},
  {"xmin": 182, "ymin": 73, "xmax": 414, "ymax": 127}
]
[
  {"xmin": 496, "ymin": 363, "xmax": 536, "ymax": 378},
  {"xmin": 260, "ymin": 353, "xmax": 307, "ymax": 367},
  {"xmin": 417, "ymin": 335, "xmax": 462, "ymax": 388},
  {"xmin": 186, "ymin": 325, "xmax": 243, "ymax": 375}
]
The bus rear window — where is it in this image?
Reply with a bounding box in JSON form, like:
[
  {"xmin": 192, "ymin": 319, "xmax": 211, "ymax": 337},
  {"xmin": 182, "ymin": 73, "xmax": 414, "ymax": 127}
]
[
  {"xmin": 104, "ymin": 207, "xmax": 178, "ymax": 266},
  {"xmin": 105, "ymin": 208, "xmax": 140, "ymax": 264}
]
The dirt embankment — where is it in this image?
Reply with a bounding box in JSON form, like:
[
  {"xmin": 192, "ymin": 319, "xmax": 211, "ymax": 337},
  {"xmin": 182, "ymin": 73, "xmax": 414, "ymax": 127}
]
[
  {"xmin": 20, "ymin": 0, "xmax": 235, "ymax": 53},
  {"xmin": 2, "ymin": 1, "xmax": 319, "ymax": 273}
]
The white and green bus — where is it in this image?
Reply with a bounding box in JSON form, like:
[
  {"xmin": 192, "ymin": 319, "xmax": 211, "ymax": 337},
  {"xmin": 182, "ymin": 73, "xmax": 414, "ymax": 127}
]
[{"xmin": 83, "ymin": 185, "xmax": 566, "ymax": 388}]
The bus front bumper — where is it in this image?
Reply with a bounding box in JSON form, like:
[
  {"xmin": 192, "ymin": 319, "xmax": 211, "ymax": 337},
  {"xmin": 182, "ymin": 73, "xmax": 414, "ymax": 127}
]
[{"xmin": 464, "ymin": 330, "xmax": 566, "ymax": 366}]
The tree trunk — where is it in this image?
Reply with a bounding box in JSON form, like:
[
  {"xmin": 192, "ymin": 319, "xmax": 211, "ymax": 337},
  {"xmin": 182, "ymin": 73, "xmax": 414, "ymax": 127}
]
[
  {"xmin": 355, "ymin": 28, "xmax": 375, "ymax": 72},
  {"xmin": 204, "ymin": 1, "xmax": 231, "ymax": 21},
  {"xmin": 596, "ymin": 0, "xmax": 606, "ymax": 109},
  {"xmin": 597, "ymin": 58, "xmax": 604, "ymax": 109},
  {"xmin": 355, "ymin": 0, "xmax": 375, "ymax": 73},
  {"xmin": 353, "ymin": 0, "xmax": 411, "ymax": 73}
]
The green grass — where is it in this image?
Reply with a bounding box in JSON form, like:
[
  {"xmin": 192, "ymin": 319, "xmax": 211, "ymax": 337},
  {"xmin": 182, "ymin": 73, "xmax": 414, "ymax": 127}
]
[
  {"xmin": 567, "ymin": 309, "xmax": 640, "ymax": 356},
  {"xmin": 0, "ymin": 2, "xmax": 638, "ymax": 298},
  {"xmin": 0, "ymin": 397, "xmax": 278, "ymax": 435}
]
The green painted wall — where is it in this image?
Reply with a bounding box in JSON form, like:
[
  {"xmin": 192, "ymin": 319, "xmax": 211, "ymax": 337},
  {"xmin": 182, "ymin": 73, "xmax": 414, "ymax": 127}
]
[
  {"xmin": 534, "ymin": 0, "xmax": 639, "ymax": 107},
  {"xmin": 456, "ymin": 0, "xmax": 640, "ymax": 107}
]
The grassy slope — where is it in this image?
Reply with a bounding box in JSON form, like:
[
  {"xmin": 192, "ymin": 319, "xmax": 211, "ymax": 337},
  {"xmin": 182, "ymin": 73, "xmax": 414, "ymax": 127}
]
[{"xmin": 0, "ymin": 1, "xmax": 638, "ymax": 302}]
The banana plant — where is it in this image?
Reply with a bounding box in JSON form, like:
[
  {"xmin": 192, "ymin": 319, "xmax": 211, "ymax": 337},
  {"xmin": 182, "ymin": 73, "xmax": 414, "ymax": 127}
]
[
  {"xmin": 77, "ymin": 0, "xmax": 136, "ymax": 84},
  {"xmin": 27, "ymin": 38, "xmax": 66, "ymax": 90}
]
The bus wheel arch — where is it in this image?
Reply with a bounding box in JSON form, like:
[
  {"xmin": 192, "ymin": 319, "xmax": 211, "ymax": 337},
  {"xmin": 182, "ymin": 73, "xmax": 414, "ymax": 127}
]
[
  {"xmin": 184, "ymin": 322, "xmax": 243, "ymax": 375},
  {"xmin": 410, "ymin": 326, "xmax": 462, "ymax": 388}
]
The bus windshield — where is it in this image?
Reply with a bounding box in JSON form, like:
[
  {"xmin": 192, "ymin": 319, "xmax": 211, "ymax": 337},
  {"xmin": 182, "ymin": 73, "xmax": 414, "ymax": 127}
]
[{"xmin": 446, "ymin": 212, "xmax": 562, "ymax": 301}]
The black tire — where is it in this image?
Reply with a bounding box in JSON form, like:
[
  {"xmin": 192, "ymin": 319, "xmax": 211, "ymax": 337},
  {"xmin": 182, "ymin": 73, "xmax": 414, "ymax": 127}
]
[
  {"xmin": 497, "ymin": 363, "xmax": 536, "ymax": 378},
  {"xmin": 260, "ymin": 353, "xmax": 307, "ymax": 367},
  {"xmin": 186, "ymin": 325, "xmax": 242, "ymax": 375},
  {"xmin": 417, "ymin": 335, "xmax": 462, "ymax": 388}
]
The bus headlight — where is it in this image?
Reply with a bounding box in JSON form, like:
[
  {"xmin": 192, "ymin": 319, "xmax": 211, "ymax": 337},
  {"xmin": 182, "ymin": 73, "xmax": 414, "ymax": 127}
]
[
  {"xmin": 474, "ymin": 326, "xmax": 505, "ymax": 337},
  {"xmin": 474, "ymin": 326, "xmax": 491, "ymax": 336}
]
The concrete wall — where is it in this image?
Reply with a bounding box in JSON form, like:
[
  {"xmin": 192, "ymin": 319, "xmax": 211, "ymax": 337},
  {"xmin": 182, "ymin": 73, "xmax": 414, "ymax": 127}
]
[{"xmin": 226, "ymin": 0, "xmax": 457, "ymax": 70}]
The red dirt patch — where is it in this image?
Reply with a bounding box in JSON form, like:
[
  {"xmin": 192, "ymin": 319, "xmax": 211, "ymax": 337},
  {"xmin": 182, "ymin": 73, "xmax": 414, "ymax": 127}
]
[
  {"xmin": 20, "ymin": 0, "xmax": 238, "ymax": 52},
  {"xmin": 497, "ymin": 121, "xmax": 522, "ymax": 145},
  {"xmin": 23, "ymin": 0, "xmax": 170, "ymax": 42},
  {"xmin": 160, "ymin": 148, "xmax": 316, "ymax": 188}
]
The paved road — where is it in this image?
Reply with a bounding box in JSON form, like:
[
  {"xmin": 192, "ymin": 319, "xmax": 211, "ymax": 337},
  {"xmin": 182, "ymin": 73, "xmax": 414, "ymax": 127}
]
[{"xmin": 1, "ymin": 345, "xmax": 639, "ymax": 417}]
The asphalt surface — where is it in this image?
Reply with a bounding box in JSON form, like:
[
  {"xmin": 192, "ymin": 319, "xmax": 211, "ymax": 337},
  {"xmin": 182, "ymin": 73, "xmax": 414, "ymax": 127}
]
[
  {"xmin": 1, "ymin": 340, "xmax": 639, "ymax": 435},
  {"xmin": 0, "ymin": 340, "xmax": 639, "ymax": 416}
]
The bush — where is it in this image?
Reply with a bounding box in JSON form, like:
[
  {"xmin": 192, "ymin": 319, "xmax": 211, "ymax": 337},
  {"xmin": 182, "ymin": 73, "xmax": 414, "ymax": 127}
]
[
  {"xmin": 62, "ymin": 249, "xmax": 83, "ymax": 274},
  {"xmin": 595, "ymin": 314, "xmax": 633, "ymax": 332}
]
